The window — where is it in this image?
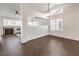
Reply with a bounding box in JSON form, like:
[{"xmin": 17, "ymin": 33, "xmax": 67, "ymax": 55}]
[
  {"xmin": 50, "ymin": 18, "xmax": 63, "ymax": 31},
  {"xmin": 3, "ymin": 19, "xmax": 21, "ymax": 26},
  {"xmin": 28, "ymin": 20, "xmax": 39, "ymax": 26},
  {"xmin": 50, "ymin": 8, "xmax": 63, "ymax": 16}
]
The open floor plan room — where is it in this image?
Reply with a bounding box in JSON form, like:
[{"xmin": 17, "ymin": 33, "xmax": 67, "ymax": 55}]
[{"xmin": 0, "ymin": 3, "xmax": 79, "ymax": 56}]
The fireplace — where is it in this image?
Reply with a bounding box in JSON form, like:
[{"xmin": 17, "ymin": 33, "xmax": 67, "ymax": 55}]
[{"xmin": 4, "ymin": 28, "xmax": 14, "ymax": 35}]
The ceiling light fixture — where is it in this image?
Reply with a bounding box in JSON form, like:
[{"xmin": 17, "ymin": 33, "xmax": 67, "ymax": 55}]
[
  {"xmin": 47, "ymin": 3, "xmax": 51, "ymax": 18},
  {"xmin": 15, "ymin": 11, "xmax": 20, "ymax": 15}
]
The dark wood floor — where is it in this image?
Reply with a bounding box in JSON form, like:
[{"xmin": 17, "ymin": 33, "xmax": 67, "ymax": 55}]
[
  {"xmin": 0, "ymin": 35, "xmax": 79, "ymax": 56},
  {"xmin": 0, "ymin": 35, "xmax": 23, "ymax": 56}
]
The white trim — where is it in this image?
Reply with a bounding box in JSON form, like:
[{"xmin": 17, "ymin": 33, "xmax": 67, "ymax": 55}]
[
  {"xmin": 21, "ymin": 33, "xmax": 48, "ymax": 43},
  {"xmin": 50, "ymin": 33, "xmax": 79, "ymax": 41}
]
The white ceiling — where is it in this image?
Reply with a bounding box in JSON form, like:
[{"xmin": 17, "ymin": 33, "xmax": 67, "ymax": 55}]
[
  {"xmin": 0, "ymin": 3, "xmax": 63, "ymax": 12},
  {"xmin": 0, "ymin": 3, "xmax": 58, "ymax": 14},
  {"xmin": 0, "ymin": 3, "xmax": 20, "ymax": 19},
  {"xmin": 0, "ymin": 3, "xmax": 64, "ymax": 19},
  {"xmin": 0, "ymin": 3, "xmax": 20, "ymax": 11},
  {"xmin": 23, "ymin": 3, "xmax": 61, "ymax": 13}
]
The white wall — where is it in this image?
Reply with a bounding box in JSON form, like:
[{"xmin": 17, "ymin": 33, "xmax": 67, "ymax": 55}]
[
  {"xmin": 21, "ymin": 15, "xmax": 48, "ymax": 43},
  {"xmin": 50, "ymin": 4, "xmax": 79, "ymax": 41},
  {"xmin": 21, "ymin": 25, "xmax": 48, "ymax": 43},
  {"xmin": 21, "ymin": 4, "xmax": 48, "ymax": 43},
  {"xmin": 0, "ymin": 17, "xmax": 3, "ymax": 35},
  {"xmin": 0, "ymin": 17, "xmax": 3, "ymax": 42},
  {"xmin": 21, "ymin": 18, "xmax": 48, "ymax": 43}
]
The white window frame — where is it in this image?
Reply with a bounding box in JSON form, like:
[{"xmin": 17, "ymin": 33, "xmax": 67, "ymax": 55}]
[{"xmin": 50, "ymin": 18, "xmax": 63, "ymax": 31}]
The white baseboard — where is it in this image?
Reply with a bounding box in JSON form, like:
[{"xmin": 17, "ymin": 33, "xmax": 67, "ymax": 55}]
[
  {"xmin": 21, "ymin": 34, "xmax": 48, "ymax": 43},
  {"xmin": 21, "ymin": 33, "xmax": 79, "ymax": 44},
  {"xmin": 50, "ymin": 33, "xmax": 79, "ymax": 41}
]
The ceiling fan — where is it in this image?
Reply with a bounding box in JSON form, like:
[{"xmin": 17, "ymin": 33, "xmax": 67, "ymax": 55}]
[
  {"xmin": 46, "ymin": 3, "xmax": 64, "ymax": 19},
  {"xmin": 15, "ymin": 11, "xmax": 20, "ymax": 15},
  {"xmin": 46, "ymin": 3, "xmax": 51, "ymax": 18}
]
